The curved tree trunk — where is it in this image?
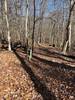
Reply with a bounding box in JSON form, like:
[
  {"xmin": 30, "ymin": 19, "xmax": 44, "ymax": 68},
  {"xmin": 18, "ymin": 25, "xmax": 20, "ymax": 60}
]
[{"xmin": 62, "ymin": 0, "xmax": 75, "ymax": 54}]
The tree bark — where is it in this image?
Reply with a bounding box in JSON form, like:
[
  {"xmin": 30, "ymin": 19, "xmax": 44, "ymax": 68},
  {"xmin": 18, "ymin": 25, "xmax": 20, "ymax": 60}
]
[
  {"xmin": 32, "ymin": 0, "xmax": 35, "ymax": 52},
  {"xmin": 1, "ymin": 0, "xmax": 5, "ymax": 40},
  {"xmin": 25, "ymin": 0, "xmax": 29, "ymax": 52},
  {"xmin": 38, "ymin": 0, "xmax": 47, "ymax": 43},
  {"xmin": 5, "ymin": 0, "xmax": 11, "ymax": 51},
  {"xmin": 62, "ymin": 0, "xmax": 75, "ymax": 54}
]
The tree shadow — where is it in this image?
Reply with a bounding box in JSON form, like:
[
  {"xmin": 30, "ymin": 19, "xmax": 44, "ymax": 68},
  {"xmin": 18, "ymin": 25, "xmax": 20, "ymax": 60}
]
[
  {"xmin": 33, "ymin": 54, "xmax": 75, "ymax": 71},
  {"xmin": 33, "ymin": 55, "xmax": 75, "ymax": 87},
  {"xmin": 40, "ymin": 48, "xmax": 75, "ymax": 60},
  {"xmin": 13, "ymin": 50, "xmax": 56, "ymax": 100}
]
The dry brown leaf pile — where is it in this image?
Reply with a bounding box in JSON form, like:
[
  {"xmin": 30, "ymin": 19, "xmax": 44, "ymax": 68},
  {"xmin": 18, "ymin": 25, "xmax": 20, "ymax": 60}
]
[{"xmin": 0, "ymin": 51, "xmax": 42, "ymax": 100}]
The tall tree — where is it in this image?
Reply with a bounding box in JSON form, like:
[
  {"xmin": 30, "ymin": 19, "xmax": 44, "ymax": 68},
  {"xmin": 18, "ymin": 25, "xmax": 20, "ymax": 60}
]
[
  {"xmin": 1, "ymin": 0, "xmax": 4, "ymax": 39},
  {"xmin": 32, "ymin": 0, "xmax": 35, "ymax": 52},
  {"xmin": 5, "ymin": 0, "xmax": 11, "ymax": 51},
  {"xmin": 38, "ymin": 0, "xmax": 47, "ymax": 43},
  {"xmin": 63, "ymin": 0, "xmax": 75, "ymax": 54},
  {"xmin": 25, "ymin": 0, "xmax": 29, "ymax": 52}
]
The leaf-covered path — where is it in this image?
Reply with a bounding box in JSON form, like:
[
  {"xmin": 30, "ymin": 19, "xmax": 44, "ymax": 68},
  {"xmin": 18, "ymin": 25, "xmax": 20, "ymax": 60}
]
[{"xmin": 0, "ymin": 51, "xmax": 42, "ymax": 100}]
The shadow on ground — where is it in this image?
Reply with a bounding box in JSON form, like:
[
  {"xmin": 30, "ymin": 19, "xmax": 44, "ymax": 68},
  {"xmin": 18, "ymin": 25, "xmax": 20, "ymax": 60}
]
[
  {"xmin": 13, "ymin": 50, "xmax": 56, "ymax": 100},
  {"xmin": 32, "ymin": 55, "xmax": 75, "ymax": 86},
  {"xmin": 39, "ymin": 48, "xmax": 75, "ymax": 60}
]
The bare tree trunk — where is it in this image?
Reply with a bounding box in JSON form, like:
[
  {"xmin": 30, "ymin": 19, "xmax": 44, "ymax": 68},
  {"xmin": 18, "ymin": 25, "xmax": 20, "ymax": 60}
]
[
  {"xmin": 38, "ymin": 4, "xmax": 43, "ymax": 43},
  {"xmin": 1, "ymin": 0, "xmax": 5, "ymax": 40},
  {"xmin": 38, "ymin": 0, "xmax": 47, "ymax": 43},
  {"xmin": 61, "ymin": 1, "xmax": 65, "ymax": 48},
  {"xmin": 25, "ymin": 0, "xmax": 29, "ymax": 52},
  {"xmin": 32, "ymin": 0, "xmax": 35, "ymax": 52},
  {"xmin": 68, "ymin": 21, "xmax": 72, "ymax": 51},
  {"xmin": 5, "ymin": 0, "xmax": 11, "ymax": 51},
  {"xmin": 62, "ymin": 0, "xmax": 75, "ymax": 54}
]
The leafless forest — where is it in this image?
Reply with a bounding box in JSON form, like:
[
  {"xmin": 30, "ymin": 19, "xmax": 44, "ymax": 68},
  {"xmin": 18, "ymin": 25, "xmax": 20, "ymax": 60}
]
[{"xmin": 0, "ymin": 0, "xmax": 75, "ymax": 100}]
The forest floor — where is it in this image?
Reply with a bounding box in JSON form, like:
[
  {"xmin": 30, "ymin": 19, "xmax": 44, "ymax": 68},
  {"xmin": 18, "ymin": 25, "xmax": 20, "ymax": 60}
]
[
  {"xmin": 0, "ymin": 45, "xmax": 75, "ymax": 100},
  {"xmin": 15, "ymin": 46, "xmax": 75, "ymax": 100},
  {"xmin": 0, "ymin": 51, "xmax": 42, "ymax": 100}
]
